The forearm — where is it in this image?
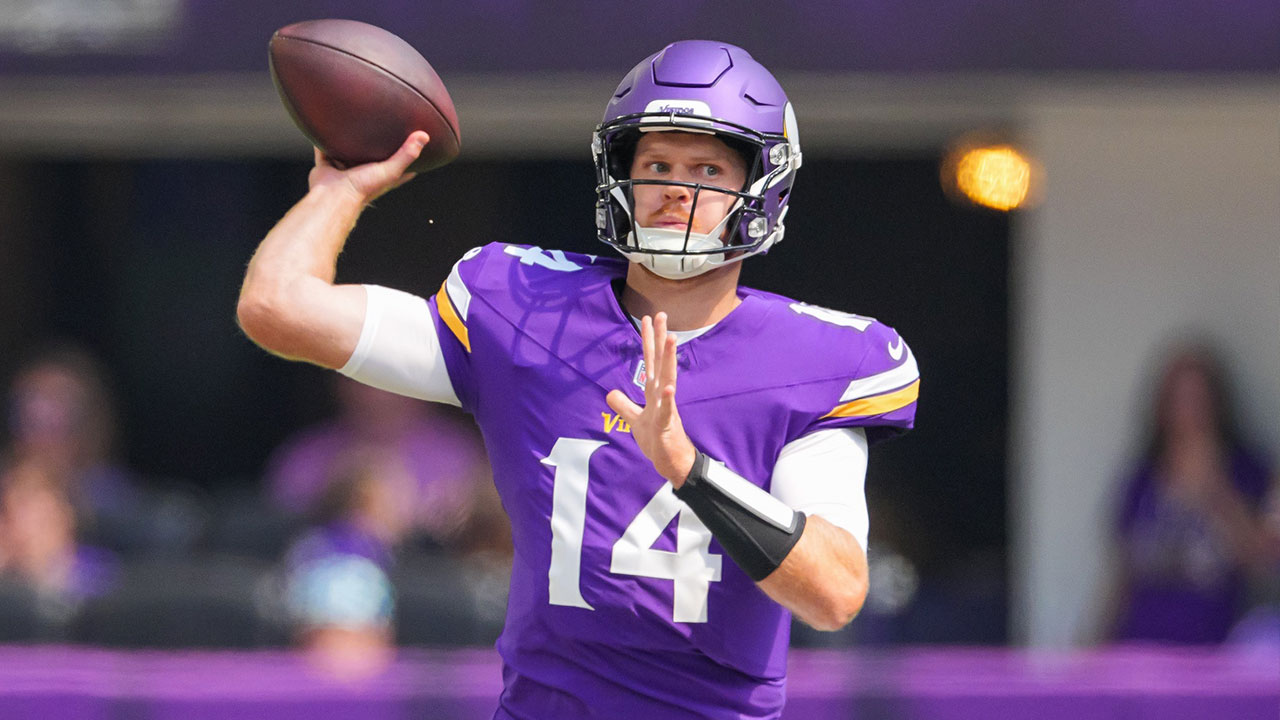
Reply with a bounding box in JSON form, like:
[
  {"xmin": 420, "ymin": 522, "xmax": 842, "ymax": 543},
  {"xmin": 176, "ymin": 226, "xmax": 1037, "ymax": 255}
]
[
  {"xmin": 237, "ymin": 184, "xmax": 369, "ymax": 367},
  {"xmin": 243, "ymin": 183, "xmax": 365, "ymax": 291},
  {"xmin": 670, "ymin": 450, "xmax": 869, "ymax": 632},
  {"xmin": 757, "ymin": 514, "xmax": 868, "ymax": 631}
]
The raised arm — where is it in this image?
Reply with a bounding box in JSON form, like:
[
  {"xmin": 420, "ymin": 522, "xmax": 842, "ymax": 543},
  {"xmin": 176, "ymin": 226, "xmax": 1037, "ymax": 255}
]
[{"xmin": 236, "ymin": 131, "xmax": 430, "ymax": 368}]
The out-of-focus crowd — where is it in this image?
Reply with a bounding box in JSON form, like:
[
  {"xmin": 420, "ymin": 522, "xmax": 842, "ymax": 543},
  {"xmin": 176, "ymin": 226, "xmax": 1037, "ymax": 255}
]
[
  {"xmin": 1, "ymin": 338, "xmax": 1277, "ymax": 675},
  {"xmin": 0, "ymin": 341, "xmax": 508, "ymax": 679}
]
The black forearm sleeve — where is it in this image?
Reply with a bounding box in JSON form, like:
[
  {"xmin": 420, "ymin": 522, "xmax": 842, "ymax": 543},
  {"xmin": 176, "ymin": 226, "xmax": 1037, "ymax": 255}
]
[{"xmin": 673, "ymin": 451, "xmax": 807, "ymax": 582}]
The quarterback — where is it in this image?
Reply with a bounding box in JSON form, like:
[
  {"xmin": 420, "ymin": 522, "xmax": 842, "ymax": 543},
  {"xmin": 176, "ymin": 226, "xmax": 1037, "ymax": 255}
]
[{"xmin": 238, "ymin": 40, "xmax": 918, "ymax": 719}]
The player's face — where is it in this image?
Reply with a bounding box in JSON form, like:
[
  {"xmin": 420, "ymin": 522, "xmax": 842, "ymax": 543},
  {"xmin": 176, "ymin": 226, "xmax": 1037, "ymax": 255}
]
[{"xmin": 629, "ymin": 132, "xmax": 748, "ymax": 237}]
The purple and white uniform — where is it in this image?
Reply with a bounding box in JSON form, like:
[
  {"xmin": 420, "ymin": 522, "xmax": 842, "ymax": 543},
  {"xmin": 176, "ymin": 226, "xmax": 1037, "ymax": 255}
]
[{"xmin": 424, "ymin": 242, "xmax": 917, "ymax": 719}]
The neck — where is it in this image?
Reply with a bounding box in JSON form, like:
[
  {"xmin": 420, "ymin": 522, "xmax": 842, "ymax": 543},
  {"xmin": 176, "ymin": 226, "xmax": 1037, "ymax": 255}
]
[{"xmin": 620, "ymin": 262, "xmax": 743, "ymax": 331}]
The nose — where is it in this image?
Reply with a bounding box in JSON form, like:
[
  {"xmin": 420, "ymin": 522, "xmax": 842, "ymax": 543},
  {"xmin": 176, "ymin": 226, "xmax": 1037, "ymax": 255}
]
[{"xmin": 661, "ymin": 180, "xmax": 692, "ymax": 203}]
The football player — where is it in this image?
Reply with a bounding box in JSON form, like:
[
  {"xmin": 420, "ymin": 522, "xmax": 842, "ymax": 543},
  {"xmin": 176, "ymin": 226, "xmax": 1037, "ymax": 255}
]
[{"xmin": 238, "ymin": 40, "xmax": 918, "ymax": 719}]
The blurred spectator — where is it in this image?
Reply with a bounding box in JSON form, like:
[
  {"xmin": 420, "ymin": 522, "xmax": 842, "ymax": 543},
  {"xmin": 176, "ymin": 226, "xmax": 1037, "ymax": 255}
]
[
  {"xmin": 6, "ymin": 344, "xmax": 118, "ymax": 483},
  {"xmin": 1227, "ymin": 482, "xmax": 1280, "ymax": 652},
  {"xmin": 282, "ymin": 452, "xmax": 403, "ymax": 680},
  {"xmin": 3, "ymin": 343, "xmax": 179, "ymax": 555},
  {"xmin": 0, "ymin": 460, "xmax": 79, "ymax": 595},
  {"xmin": 0, "ymin": 458, "xmax": 115, "ymax": 633},
  {"xmin": 1106, "ymin": 343, "xmax": 1279, "ymax": 644},
  {"xmin": 265, "ymin": 376, "xmax": 498, "ymax": 553}
]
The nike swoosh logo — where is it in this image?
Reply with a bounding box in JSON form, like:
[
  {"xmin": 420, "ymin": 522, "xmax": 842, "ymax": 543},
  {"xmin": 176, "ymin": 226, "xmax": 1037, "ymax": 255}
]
[{"xmin": 887, "ymin": 337, "xmax": 905, "ymax": 361}]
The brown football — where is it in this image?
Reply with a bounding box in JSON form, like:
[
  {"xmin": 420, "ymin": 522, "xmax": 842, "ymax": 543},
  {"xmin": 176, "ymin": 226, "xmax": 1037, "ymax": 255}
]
[{"xmin": 269, "ymin": 19, "xmax": 460, "ymax": 173}]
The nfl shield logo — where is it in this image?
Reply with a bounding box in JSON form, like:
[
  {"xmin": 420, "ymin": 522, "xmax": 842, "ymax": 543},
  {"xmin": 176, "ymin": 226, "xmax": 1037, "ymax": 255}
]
[{"xmin": 632, "ymin": 359, "xmax": 647, "ymax": 389}]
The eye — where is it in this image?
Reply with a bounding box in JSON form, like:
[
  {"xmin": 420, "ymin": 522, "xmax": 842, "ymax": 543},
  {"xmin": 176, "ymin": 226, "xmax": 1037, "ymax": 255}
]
[
  {"xmin": 647, "ymin": 161, "xmax": 670, "ymax": 174},
  {"xmin": 701, "ymin": 164, "xmax": 721, "ymax": 177}
]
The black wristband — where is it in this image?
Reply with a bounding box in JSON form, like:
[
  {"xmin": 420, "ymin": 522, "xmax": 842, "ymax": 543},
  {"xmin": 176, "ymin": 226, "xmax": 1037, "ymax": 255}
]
[{"xmin": 674, "ymin": 451, "xmax": 807, "ymax": 582}]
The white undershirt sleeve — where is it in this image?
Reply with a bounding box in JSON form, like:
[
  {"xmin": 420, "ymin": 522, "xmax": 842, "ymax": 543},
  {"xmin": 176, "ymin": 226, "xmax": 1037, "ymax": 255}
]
[
  {"xmin": 338, "ymin": 284, "xmax": 461, "ymax": 406},
  {"xmin": 769, "ymin": 427, "xmax": 869, "ymax": 552}
]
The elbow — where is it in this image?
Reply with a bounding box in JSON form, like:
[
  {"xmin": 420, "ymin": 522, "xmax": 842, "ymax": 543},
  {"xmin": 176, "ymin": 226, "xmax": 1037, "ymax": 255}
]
[
  {"xmin": 806, "ymin": 577, "xmax": 868, "ymax": 632},
  {"xmin": 236, "ymin": 283, "xmax": 297, "ymax": 355},
  {"xmin": 235, "ymin": 286, "xmax": 275, "ymax": 346}
]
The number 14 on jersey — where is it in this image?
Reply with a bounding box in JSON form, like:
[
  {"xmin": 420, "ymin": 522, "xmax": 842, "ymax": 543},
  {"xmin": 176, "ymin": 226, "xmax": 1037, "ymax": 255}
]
[{"xmin": 543, "ymin": 437, "xmax": 723, "ymax": 623}]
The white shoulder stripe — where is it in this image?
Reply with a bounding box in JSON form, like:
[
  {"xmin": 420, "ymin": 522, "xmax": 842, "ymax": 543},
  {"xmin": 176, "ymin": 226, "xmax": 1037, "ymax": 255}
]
[
  {"xmin": 838, "ymin": 345, "xmax": 919, "ymax": 402},
  {"xmin": 445, "ymin": 259, "xmax": 473, "ymax": 320}
]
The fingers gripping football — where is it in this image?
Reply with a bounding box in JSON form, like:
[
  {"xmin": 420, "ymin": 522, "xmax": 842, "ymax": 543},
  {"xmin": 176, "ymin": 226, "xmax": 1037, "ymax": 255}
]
[
  {"xmin": 606, "ymin": 313, "xmax": 698, "ymax": 486},
  {"xmin": 308, "ymin": 131, "xmax": 430, "ymax": 205}
]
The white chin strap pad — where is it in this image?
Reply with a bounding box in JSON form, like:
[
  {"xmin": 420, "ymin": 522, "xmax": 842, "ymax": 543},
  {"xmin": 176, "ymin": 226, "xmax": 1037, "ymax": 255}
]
[{"xmin": 621, "ymin": 226, "xmax": 726, "ymax": 280}]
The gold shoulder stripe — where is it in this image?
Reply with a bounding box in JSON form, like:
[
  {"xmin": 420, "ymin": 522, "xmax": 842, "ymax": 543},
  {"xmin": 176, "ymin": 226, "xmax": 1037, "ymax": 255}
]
[
  {"xmin": 436, "ymin": 282, "xmax": 471, "ymax": 352},
  {"xmin": 823, "ymin": 379, "xmax": 919, "ymax": 419}
]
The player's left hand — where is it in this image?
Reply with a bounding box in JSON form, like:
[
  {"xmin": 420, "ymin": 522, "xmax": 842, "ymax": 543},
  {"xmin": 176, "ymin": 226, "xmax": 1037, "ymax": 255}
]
[{"xmin": 606, "ymin": 313, "xmax": 698, "ymax": 487}]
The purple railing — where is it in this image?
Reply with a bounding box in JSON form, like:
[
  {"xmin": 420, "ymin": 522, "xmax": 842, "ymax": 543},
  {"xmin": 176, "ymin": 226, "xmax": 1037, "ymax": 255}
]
[{"xmin": 1, "ymin": 645, "xmax": 1276, "ymax": 719}]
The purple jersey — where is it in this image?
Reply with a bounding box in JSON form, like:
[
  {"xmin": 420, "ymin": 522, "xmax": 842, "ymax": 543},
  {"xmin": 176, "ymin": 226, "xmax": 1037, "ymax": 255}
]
[
  {"xmin": 428, "ymin": 243, "xmax": 917, "ymax": 719},
  {"xmin": 1114, "ymin": 449, "xmax": 1272, "ymax": 644}
]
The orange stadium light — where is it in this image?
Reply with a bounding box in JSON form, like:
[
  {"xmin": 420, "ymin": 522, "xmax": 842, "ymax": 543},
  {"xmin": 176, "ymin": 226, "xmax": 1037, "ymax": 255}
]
[{"xmin": 941, "ymin": 138, "xmax": 1042, "ymax": 211}]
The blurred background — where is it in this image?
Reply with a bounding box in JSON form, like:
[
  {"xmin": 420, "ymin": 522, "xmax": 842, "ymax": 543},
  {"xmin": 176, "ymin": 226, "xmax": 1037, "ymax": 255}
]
[{"xmin": 0, "ymin": 1, "xmax": 1277, "ymax": 717}]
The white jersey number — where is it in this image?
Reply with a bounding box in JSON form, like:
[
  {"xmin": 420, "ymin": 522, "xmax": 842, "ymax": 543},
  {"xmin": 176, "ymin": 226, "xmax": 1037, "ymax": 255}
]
[
  {"xmin": 789, "ymin": 302, "xmax": 873, "ymax": 331},
  {"xmin": 504, "ymin": 245, "xmax": 584, "ymax": 272},
  {"xmin": 543, "ymin": 437, "xmax": 722, "ymax": 623}
]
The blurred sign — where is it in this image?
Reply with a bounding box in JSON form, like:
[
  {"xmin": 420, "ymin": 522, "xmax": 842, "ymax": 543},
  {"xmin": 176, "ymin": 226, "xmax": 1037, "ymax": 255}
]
[
  {"xmin": 0, "ymin": 0, "xmax": 1276, "ymax": 76},
  {"xmin": 0, "ymin": 0, "xmax": 181, "ymax": 55}
]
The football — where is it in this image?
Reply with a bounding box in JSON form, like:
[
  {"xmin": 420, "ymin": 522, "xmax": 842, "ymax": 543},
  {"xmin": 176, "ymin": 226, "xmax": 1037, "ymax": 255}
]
[{"xmin": 268, "ymin": 19, "xmax": 461, "ymax": 173}]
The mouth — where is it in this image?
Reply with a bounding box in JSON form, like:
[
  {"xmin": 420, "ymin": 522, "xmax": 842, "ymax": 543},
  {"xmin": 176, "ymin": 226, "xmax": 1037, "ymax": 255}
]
[{"xmin": 650, "ymin": 215, "xmax": 690, "ymax": 230}]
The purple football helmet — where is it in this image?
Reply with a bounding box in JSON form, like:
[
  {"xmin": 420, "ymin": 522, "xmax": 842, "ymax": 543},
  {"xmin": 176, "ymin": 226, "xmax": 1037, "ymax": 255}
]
[{"xmin": 593, "ymin": 40, "xmax": 802, "ymax": 279}]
